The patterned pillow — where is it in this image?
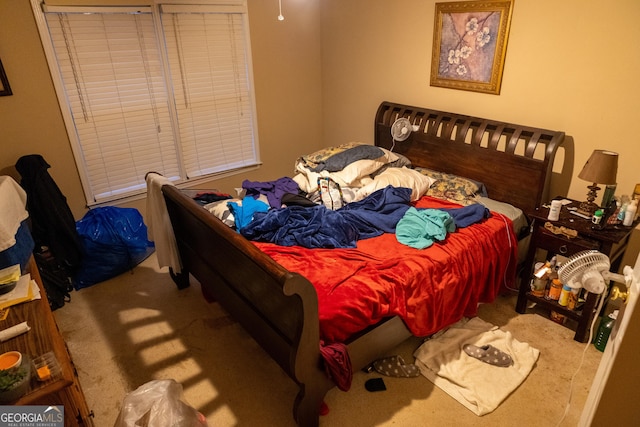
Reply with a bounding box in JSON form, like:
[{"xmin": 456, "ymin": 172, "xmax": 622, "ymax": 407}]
[
  {"xmin": 415, "ymin": 168, "xmax": 486, "ymax": 206},
  {"xmin": 204, "ymin": 199, "xmax": 240, "ymax": 227},
  {"xmin": 301, "ymin": 142, "xmax": 366, "ymax": 169}
]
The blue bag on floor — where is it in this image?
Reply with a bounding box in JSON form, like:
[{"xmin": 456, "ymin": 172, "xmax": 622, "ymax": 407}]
[{"xmin": 73, "ymin": 206, "xmax": 155, "ymax": 289}]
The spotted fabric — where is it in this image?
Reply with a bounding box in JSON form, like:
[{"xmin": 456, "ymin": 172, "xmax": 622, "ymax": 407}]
[
  {"xmin": 463, "ymin": 344, "xmax": 513, "ymax": 367},
  {"xmin": 372, "ymin": 355, "xmax": 420, "ymax": 378}
]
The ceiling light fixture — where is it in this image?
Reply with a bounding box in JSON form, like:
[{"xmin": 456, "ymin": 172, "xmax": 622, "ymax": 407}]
[{"xmin": 278, "ymin": 0, "xmax": 284, "ymax": 21}]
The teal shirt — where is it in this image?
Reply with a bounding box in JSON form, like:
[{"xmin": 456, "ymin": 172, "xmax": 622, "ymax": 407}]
[
  {"xmin": 228, "ymin": 196, "xmax": 270, "ymax": 231},
  {"xmin": 396, "ymin": 207, "xmax": 455, "ymax": 249}
]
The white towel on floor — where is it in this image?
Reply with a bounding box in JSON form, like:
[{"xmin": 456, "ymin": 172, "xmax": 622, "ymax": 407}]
[
  {"xmin": 145, "ymin": 173, "xmax": 182, "ymax": 274},
  {"xmin": 414, "ymin": 317, "xmax": 539, "ymax": 416},
  {"xmin": 0, "ymin": 176, "xmax": 29, "ymax": 251}
]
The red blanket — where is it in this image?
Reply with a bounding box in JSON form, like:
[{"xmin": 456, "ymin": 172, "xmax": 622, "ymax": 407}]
[{"xmin": 254, "ymin": 196, "xmax": 517, "ymax": 343}]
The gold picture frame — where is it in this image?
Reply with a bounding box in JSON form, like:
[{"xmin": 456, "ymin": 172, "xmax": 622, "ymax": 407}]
[
  {"xmin": 430, "ymin": 0, "xmax": 514, "ymax": 95},
  {"xmin": 0, "ymin": 59, "xmax": 12, "ymax": 97}
]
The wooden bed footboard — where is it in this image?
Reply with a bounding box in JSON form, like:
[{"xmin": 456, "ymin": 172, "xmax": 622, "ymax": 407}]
[{"xmin": 162, "ymin": 184, "xmax": 334, "ymax": 426}]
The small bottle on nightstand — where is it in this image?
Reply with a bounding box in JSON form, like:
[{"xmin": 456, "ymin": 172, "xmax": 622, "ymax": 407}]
[
  {"xmin": 617, "ymin": 195, "xmax": 630, "ymax": 222},
  {"xmin": 546, "ymin": 278, "xmax": 562, "ymax": 301},
  {"xmin": 543, "ymin": 259, "xmax": 558, "ymax": 299},
  {"xmin": 531, "ymin": 262, "xmax": 550, "ymax": 297},
  {"xmin": 623, "ymin": 200, "xmax": 637, "ymax": 226},
  {"xmin": 548, "ymin": 200, "xmax": 562, "ymax": 221},
  {"xmin": 592, "ymin": 209, "xmax": 603, "ymax": 225},
  {"xmin": 558, "ymin": 284, "xmax": 572, "ymax": 306}
]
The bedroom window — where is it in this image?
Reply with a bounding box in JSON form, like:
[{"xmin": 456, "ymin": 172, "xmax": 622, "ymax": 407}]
[{"xmin": 31, "ymin": 0, "xmax": 259, "ymax": 205}]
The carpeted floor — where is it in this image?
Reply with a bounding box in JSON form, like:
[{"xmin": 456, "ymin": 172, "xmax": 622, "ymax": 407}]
[{"xmin": 53, "ymin": 253, "xmax": 602, "ymax": 426}]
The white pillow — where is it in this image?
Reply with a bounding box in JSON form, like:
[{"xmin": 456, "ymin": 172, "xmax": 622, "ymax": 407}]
[
  {"xmin": 293, "ymin": 148, "xmax": 398, "ymax": 192},
  {"xmin": 328, "ymin": 157, "xmax": 390, "ymax": 186},
  {"xmin": 354, "ymin": 167, "xmax": 435, "ymax": 202}
]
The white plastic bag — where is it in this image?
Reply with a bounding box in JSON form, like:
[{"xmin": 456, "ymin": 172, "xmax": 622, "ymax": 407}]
[{"xmin": 114, "ymin": 379, "xmax": 208, "ymax": 427}]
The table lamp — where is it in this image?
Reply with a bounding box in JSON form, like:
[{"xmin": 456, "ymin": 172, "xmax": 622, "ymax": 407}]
[{"xmin": 577, "ymin": 150, "xmax": 618, "ymax": 215}]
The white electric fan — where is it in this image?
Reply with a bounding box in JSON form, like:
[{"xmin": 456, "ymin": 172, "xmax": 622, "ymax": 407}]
[
  {"xmin": 558, "ymin": 250, "xmax": 633, "ymax": 295},
  {"xmin": 390, "ymin": 117, "xmax": 415, "ymax": 151},
  {"xmin": 391, "ymin": 118, "xmax": 413, "ymax": 142}
]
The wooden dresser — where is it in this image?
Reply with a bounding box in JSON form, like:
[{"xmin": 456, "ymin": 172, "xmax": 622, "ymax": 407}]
[{"xmin": 0, "ymin": 256, "xmax": 93, "ymax": 426}]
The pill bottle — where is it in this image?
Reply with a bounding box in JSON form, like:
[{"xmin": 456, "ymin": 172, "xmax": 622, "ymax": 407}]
[
  {"xmin": 546, "ymin": 278, "xmax": 562, "ymax": 301},
  {"xmin": 567, "ymin": 287, "xmax": 580, "ymax": 310},
  {"xmin": 592, "ymin": 209, "xmax": 603, "ymax": 225},
  {"xmin": 547, "ymin": 200, "xmax": 562, "ymax": 221},
  {"xmin": 558, "ymin": 284, "xmax": 572, "ymax": 306}
]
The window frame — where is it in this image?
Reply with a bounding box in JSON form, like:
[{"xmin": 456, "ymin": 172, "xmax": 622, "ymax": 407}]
[{"xmin": 31, "ymin": 0, "xmax": 260, "ymax": 206}]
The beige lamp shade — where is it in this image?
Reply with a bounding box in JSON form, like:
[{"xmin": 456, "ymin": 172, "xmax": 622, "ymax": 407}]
[
  {"xmin": 576, "ymin": 149, "xmax": 619, "ymax": 215},
  {"xmin": 578, "ymin": 150, "xmax": 618, "ymax": 185}
]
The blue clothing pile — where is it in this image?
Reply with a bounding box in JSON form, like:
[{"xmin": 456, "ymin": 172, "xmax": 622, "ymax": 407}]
[{"xmin": 241, "ymin": 186, "xmax": 412, "ymax": 248}]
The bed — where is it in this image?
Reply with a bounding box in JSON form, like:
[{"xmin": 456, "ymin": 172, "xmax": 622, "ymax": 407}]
[{"xmin": 160, "ymin": 101, "xmax": 565, "ymax": 426}]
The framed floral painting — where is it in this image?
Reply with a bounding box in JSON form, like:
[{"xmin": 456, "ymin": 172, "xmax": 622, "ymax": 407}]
[{"xmin": 430, "ymin": 0, "xmax": 514, "ymax": 95}]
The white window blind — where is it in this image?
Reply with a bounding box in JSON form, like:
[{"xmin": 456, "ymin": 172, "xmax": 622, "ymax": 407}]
[
  {"xmin": 35, "ymin": 1, "xmax": 258, "ymax": 204},
  {"xmin": 161, "ymin": 5, "xmax": 256, "ymax": 178}
]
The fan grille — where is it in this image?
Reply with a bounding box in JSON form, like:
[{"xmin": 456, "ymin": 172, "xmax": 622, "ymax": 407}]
[
  {"xmin": 558, "ymin": 250, "xmax": 610, "ymax": 285},
  {"xmin": 391, "ymin": 118, "xmax": 412, "ymax": 142}
]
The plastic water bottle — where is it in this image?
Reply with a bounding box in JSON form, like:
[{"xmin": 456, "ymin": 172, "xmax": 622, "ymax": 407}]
[{"xmin": 594, "ymin": 310, "xmax": 618, "ymax": 352}]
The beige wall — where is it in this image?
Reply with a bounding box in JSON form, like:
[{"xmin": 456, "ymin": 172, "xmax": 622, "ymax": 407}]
[
  {"xmin": 2, "ymin": 0, "xmax": 638, "ymax": 216},
  {"xmin": 1, "ymin": 0, "xmax": 639, "ymax": 421},
  {"xmin": 317, "ymin": 2, "xmax": 640, "ymax": 420},
  {"xmin": 320, "ymin": 0, "xmax": 640, "ymax": 206},
  {"xmin": 0, "ymin": 0, "xmax": 324, "ymax": 218},
  {"xmin": 0, "ymin": 2, "xmax": 85, "ymax": 217},
  {"xmin": 319, "ymin": 0, "xmax": 640, "ymax": 279}
]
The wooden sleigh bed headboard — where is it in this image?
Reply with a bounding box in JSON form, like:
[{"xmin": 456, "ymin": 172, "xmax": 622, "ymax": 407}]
[
  {"xmin": 375, "ymin": 101, "xmax": 565, "ymax": 214},
  {"xmin": 161, "ymin": 101, "xmax": 565, "ymax": 427}
]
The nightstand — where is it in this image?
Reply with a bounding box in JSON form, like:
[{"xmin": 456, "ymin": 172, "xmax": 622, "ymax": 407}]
[{"xmin": 516, "ymin": 198, "xmax": 639, "ymax": 342}]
